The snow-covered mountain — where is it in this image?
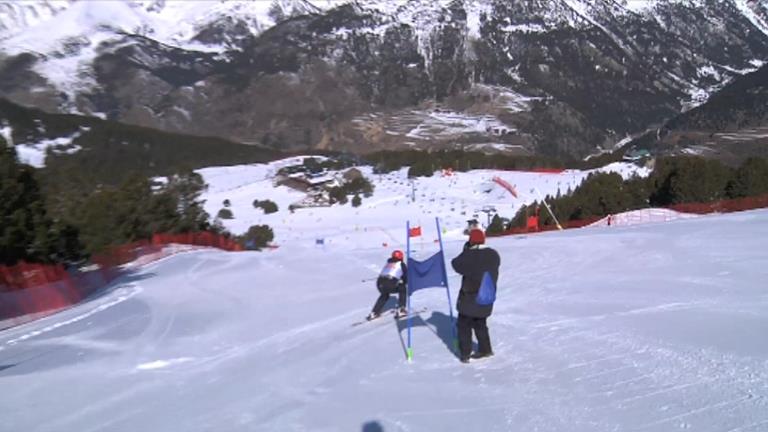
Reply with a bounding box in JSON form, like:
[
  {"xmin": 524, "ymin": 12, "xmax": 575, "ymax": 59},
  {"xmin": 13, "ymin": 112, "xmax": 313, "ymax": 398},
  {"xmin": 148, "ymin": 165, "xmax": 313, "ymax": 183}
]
[
  {"xmin": 1, "ymin": 0, "xmax": 768, "ymax": 159},
  {"xmin": 0, "ymin": 0, "xmax": 328, "ymax": 49},
  {"xmin": 0, "ymin": 0, "xmax": 330, "ymax": 97}
]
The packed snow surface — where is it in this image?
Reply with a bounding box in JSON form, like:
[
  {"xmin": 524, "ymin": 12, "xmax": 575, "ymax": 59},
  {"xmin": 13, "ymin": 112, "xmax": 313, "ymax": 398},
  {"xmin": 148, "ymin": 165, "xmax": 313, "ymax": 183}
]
[{"xmin": 2, "ymin": 208, "xmax": 768, "ymax": 431}]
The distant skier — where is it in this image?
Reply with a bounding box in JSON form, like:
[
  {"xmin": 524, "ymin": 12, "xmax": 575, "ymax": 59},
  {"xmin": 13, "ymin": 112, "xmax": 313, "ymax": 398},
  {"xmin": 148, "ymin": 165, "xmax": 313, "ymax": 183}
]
[
  {"xmin": 451, "ymin": 228, "xmax": 501, "ymax": 363},
  {"xmin": 367, "ymin": 250, "xmax": 408, "ymax": 321}
]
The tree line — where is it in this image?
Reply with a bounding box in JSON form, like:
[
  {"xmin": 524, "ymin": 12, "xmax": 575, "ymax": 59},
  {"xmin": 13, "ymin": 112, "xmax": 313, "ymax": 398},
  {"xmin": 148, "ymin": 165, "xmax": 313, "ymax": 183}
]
[
  {"xmin": 2, "ymin": 137, "xmax": 274, "ymax": 267},
  {"xmin": 508, "ymin": 156, "xmax": 768, "ymax": 230},
  {"xmin": 365, "ymin": 149, "xmax": 622, "ymax": 176}
]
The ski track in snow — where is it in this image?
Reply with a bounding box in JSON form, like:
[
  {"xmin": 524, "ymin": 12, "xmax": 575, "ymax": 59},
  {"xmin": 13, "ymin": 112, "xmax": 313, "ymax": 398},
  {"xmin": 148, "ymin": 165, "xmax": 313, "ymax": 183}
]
[{"xmin": 2, "ymin": 193, "xmax": 768, "ymax": 429}]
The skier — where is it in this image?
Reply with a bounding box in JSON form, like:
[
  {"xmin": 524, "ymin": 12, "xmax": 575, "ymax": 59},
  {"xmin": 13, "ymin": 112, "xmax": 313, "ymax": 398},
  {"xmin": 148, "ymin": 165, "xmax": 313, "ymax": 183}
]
[
  {"xmin": 451, "ymin": 228, "xmax": 501, "ymax": 363},
  {"xmin": 367, "ymin": 250, "xmax": 408, "ymax": 320}
]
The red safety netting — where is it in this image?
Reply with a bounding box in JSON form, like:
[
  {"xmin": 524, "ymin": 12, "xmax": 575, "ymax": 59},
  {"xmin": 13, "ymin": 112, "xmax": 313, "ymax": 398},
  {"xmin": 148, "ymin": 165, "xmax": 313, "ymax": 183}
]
[
  {"xmin": 668, "ymin": 194, "xmax": 768, "ymax": 215},
  {"xmin": 151, "ymin": 232, "xmax": 244, "ymax": 252},
  {"xmin": 0, "ymin": 231, "xmax": 243, "ymax": 327},
  {"xmin": 490, "ymin": 194, "xmax": 768, "ymax": 238}
]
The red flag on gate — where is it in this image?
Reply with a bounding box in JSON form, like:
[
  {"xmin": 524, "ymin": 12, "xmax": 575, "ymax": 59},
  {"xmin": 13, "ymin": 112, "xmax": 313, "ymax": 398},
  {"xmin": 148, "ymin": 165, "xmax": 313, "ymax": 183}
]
[{"xmin": 409, "ymin": 226, "xmax": 422, "ymax": 237}]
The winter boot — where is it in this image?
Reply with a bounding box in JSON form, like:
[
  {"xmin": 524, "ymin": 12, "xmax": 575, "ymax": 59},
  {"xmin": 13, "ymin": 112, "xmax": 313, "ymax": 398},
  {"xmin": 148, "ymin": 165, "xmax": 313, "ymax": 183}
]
[
  {"xmin": 366, "ymin": 311, "xmax": 380, "ymax": 321},
  {"xmin": 395, "ymin": 307, "xmax": 407, "ymax": 318},
  {"xmin": 470, "ymin": 351, "xmax": 494, "ymax": 360}
]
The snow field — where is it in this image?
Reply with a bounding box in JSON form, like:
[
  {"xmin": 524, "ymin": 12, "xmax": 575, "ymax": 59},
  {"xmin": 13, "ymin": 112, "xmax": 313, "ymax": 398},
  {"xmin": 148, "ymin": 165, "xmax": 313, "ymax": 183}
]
[
  {"xmin": 1, "ymin": 209, "xmax": 768, "ymax": 431},
  {"xmin": 198, "ymin": 158, "xmax": 650, "ymax": 251}
]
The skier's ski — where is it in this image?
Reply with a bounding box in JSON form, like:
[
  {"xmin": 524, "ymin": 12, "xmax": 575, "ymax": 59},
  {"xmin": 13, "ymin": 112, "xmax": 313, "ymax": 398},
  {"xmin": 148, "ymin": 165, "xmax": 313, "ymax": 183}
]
[
  {"xmin": 394, "ymin": 307, "xmax": 428, "ymax": 320},
  {"xmin": 351, "ymin": 309, "xmax": 396, "ymax": 327},
  {"xmin": 351, "ymin": 307, "xmax": 427, "ymax": 327}
]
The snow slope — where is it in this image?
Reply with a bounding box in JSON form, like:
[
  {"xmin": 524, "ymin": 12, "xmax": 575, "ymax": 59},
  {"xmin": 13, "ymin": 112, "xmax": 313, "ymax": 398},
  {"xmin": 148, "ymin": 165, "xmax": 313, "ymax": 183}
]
[
  {"xmin": 589, "ymin": 208, "xmax": 701, "ymax": 227},
  {"xmin": 2, "ymin": 209, "xmax": 768, "ymax": 431},
  {"xmin": 197, "ymin": 159, "xmax": 650, "ymax": 247},
  {"xmin": 0, "ymin": 0, "xmax": 330, "ymax": 50}
]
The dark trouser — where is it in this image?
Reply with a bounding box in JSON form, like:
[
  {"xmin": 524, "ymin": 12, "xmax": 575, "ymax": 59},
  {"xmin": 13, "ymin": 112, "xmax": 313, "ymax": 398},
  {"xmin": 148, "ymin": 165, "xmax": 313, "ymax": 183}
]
[
  {"xmin": 372, "ymin": 277, "xmax": 406, "ymax": 314},
  {"xmin": 457, "ymin": 314, "xmax": 491, "ymax": 358}
]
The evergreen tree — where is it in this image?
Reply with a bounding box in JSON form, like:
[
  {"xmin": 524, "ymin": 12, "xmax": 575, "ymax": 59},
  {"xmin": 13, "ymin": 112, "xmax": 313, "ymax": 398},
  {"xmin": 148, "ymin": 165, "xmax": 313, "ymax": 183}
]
[
  {"xmin": 0, "ymin": 140, "xmax": 83, "ymax": 264},
  {"xmin": 728, "ymin": 157, "xmax": 768, "ymax": 198},
  {"xmin": 262, "ymin": 200, "xmax": 279, "ymax": 214},
  {"xmin": 329, "ymin": 187, "xmax": 348, "ymax": 205},
  {"xmin": 351, "ymin": 194, "xmax": 362, "ymax": 208},
  {"xmin": 408, "ymin": 160, "xmax": 434, "ymax": 178},
  {"xmin": 165, "ymin": 169, "xmax": 210, "ymax": 232},
  {"xmin": 217, "ymin": 208, "xmax": 234, "ymax": 220},
  {"xmin": 252, "ymin": 199, "xmax": 278, "ymax": 214},
  {"xmin": 344, "ymin": 176, "xmax": 374, "ymax": 197},
  {"xmin": 240, "ymin": 225, "xmax": 274, "ymax": 250},
  {"xmin": 76, "ymin": 170, "xmax": 212, "ymax": 254},
  {"xmin": 669, "ymin": 158, "xmax": 732, "ymax": 204},
  {"xmin": 487, "ymin": 214, "xmax": 505, "ymax": 234},
  {"xmin": 650, "ymin": 157, "xmax": 733, "ymax": 205}
]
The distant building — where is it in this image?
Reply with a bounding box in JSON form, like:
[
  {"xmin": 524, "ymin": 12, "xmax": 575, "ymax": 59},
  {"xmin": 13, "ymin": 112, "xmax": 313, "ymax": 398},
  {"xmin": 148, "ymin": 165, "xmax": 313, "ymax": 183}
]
[
  {"xmin": 276, "ymin": 172, "xmax": 337, "ymax": 192},
  {"xmin": 623, "ymin": 148, "xmax": 651, "ymax": 161}
]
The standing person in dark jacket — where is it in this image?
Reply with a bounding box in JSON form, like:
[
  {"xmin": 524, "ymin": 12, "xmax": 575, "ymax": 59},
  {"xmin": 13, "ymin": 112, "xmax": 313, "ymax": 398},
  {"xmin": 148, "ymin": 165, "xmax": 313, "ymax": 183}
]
[
  {"xmin": 367, "ymin": 250, "xmax": 408, "ymax": 320},
  {"xmin": 451, "ymin": 228, "xmax": 500, "ymax": 363}
]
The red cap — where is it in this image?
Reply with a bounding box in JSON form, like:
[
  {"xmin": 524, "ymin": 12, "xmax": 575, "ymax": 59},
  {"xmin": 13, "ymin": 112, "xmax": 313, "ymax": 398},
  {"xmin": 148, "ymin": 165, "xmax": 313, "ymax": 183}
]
[
  {"xmin": 469, "ymin": 229, "xmax": 485, "ymax": 245},
  {"xmin": 392, "ymin": 250, "xmax": 404, "ymax": 261}
]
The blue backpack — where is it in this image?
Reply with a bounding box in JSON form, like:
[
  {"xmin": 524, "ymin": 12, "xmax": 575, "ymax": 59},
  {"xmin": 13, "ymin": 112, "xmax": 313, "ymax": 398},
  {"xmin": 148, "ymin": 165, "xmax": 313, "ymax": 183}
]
[{"xmin": 475, "ymin": 272, "xmax": 496, "ymax": 306}]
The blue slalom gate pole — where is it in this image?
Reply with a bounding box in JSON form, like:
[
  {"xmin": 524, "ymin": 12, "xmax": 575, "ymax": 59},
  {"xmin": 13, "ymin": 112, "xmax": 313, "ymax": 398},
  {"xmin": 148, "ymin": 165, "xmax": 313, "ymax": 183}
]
[
  {"xmin": 435, "ymin": 217, "xmax": 458, "ymax": 352},
  {"xmin": 406, "ymin": 221, "xmax": 413, "ymax": 362}
]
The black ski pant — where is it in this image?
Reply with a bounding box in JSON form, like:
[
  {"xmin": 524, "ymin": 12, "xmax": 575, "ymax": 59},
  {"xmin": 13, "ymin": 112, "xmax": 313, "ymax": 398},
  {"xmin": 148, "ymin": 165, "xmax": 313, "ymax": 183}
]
[
  {"xmin": 457, "ymin": 314, "xmax": 492, "ymax": 358},
  {"xmin": 372, "ymin": 277, "xmax": 406, "ymax": 314}
]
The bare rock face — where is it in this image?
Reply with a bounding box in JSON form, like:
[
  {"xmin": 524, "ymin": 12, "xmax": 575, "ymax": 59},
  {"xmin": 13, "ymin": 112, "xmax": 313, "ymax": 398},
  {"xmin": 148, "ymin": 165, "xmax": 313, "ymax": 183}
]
[{"xmin": 1, "ymin": 0, "xmax": 768, "ymax": 160}]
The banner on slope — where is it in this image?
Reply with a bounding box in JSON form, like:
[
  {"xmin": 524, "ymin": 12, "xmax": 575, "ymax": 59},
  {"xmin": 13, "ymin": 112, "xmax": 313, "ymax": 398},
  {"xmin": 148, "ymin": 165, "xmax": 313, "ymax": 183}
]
[
  {"xmin": 404, "ymin": 218, "xmax": 457, "ymax": 362},
  {"xmin": 407, "ymin": 250, "xmax": 448, "ymax": 294}
]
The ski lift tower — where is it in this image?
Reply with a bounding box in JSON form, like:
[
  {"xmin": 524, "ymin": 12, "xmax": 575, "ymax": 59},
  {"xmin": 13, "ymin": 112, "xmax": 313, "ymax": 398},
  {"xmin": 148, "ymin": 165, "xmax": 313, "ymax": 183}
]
[{"xmin": 481, "ymin": 205, "xmax": 496, "ymax": 227}]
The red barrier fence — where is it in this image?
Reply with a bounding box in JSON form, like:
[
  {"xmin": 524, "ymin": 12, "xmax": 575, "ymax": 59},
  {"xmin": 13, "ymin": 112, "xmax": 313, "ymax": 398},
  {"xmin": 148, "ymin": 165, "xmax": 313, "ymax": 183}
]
[
  {"xmin": 152, "ymin": 232, "xmax": 243, "ymax": 252},
  {"xmin": 0, "ymin": 231, "xmax": 243, "ymax": 328},
  {"xmin": 490, "ymin": 194, "xmax": 768, "ymax": 238},
  {"xmin": 668, "ymin": 194, "xmax": 768, "ymax": 215}
]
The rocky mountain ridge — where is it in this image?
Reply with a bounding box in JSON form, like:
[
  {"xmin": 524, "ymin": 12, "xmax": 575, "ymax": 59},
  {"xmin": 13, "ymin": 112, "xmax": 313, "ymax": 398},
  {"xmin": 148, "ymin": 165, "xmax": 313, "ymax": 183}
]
[{"xmin": 1, "ymin": 0, "xmax": 767, "ymax": 159}]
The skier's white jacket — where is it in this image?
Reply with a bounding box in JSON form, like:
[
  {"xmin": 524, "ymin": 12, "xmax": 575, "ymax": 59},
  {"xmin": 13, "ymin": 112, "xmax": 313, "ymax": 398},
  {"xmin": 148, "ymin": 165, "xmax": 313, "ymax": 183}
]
[{"xmin": 379, "ymin": 261, "xmax": 404, "ymax": 279}]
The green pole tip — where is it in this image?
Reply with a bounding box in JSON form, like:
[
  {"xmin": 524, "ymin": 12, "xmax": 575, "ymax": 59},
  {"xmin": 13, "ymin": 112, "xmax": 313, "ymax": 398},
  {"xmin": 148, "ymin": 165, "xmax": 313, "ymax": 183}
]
[{"xmin": 407, "ymin": 348, "xmax": 414, "ymax": 361}]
